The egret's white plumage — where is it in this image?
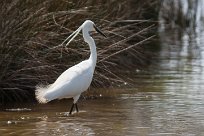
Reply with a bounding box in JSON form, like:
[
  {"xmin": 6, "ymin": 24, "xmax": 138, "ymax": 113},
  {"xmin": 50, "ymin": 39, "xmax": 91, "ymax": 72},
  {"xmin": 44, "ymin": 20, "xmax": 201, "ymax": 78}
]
[{"xmin": 35, "ymin": 20, "xmax": 106, "ymax": 114}]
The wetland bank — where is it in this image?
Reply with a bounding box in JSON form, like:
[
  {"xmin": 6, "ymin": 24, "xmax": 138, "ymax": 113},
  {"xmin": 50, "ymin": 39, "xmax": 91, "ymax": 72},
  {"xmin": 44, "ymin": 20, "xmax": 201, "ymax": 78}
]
[{"xmin": 1, "ymin": 0, "xmax": 204, "ymax": 135}]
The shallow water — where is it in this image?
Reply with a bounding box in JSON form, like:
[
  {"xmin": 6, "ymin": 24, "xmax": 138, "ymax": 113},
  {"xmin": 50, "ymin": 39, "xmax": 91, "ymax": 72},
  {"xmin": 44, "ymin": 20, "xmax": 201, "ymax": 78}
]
[
  {"xmin": 1, "ymin": 27, "xmax": 204, "ymax": 136},
  {"xmin": 1, "ymin": 0, "xmax": 204, "ymax": 135}
]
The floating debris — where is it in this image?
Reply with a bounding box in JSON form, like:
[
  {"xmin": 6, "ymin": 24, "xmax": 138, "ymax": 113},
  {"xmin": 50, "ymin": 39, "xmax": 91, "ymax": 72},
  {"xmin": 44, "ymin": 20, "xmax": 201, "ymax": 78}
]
[
  {"xmin": 7, "ymin": 121, "xmax": 12, "ymax": 124},
  {"xmin": 7, "ymin": 120, "xmax": 17, "ymax": 125}
]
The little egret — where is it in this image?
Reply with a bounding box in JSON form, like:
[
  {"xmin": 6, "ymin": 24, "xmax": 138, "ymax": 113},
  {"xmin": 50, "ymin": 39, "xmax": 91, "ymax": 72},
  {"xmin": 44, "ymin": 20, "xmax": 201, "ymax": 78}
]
[{"xmin": 35, "ymin": 20, "xmax": 106, "ymax": 114}]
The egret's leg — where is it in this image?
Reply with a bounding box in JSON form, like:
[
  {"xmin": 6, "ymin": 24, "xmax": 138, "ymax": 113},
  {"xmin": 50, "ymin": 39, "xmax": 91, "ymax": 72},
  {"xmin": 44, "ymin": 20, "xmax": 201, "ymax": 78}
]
[
  {"xmin": 69, "ymin": 103, "xmax": 75, "ymax": 115},
  {"xmin": 75, "ymin": 104, "xmax": 79, "ymax": 112},
  {"xmin": 72, "ymin": 95, "xmax": 80, "ymax": 114}
]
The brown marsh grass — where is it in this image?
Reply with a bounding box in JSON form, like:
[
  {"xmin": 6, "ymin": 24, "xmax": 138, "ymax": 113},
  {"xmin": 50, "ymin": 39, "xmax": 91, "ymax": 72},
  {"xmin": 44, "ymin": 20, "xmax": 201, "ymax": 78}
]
[{"xmin": 0, "ymin": 0, "xmax": 158, "ymax": 103}]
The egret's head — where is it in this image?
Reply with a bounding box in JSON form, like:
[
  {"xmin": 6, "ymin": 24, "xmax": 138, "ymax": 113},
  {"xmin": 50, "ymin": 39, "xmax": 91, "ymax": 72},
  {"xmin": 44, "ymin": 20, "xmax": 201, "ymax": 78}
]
[
  {"xmin": 82, "ymin": 20, "xmax": 107, "ymax": 37},
  {"xmin": 64, "ymin": 20, "xmax": 106, "ymax": 47},
  {"xmin": 82, "ymin": 20, "xmax": 95, "ymax": 31}
]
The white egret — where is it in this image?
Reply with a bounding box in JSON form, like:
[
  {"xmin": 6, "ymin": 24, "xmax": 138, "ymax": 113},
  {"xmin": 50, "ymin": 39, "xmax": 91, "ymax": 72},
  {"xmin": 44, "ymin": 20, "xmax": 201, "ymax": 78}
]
[{"xmin": 35, "ymin": 20, "xmax": 106, "ymax": 114}]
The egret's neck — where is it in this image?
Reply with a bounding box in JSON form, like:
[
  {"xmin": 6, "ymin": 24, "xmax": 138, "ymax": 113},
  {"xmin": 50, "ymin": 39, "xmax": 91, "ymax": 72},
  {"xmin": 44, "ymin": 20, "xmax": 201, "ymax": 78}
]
[{"xmin": 82, "ymin": 29, "xmax": 97, "ymax": 70}]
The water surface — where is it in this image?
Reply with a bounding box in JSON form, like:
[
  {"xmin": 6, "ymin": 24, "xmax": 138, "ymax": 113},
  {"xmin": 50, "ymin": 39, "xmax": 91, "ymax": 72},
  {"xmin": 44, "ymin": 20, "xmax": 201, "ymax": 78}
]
[{"xmin": 1, "ymin": 27, "xmax": 204, "ymax": 136}]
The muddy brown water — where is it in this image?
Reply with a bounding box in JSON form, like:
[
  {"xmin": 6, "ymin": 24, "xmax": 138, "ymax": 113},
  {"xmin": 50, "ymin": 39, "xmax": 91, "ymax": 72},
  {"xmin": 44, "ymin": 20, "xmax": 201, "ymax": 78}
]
[{"xmin": 1, "ymin": 28, "xmax": 204, "ymax": 135}]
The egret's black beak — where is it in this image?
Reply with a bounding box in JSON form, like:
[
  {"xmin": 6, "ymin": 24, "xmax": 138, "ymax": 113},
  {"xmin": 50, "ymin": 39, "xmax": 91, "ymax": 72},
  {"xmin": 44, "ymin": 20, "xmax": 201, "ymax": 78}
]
[{"xmin": 94, "ymin": 25, "xmax": 107, "ymax": 38}]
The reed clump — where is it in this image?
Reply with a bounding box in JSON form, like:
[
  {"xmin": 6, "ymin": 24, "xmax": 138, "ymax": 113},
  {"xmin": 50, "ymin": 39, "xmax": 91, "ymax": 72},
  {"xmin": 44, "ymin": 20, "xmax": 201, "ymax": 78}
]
[{"xmin": 0, "ymin": 0, "xmax": 158, "ymax": 103}]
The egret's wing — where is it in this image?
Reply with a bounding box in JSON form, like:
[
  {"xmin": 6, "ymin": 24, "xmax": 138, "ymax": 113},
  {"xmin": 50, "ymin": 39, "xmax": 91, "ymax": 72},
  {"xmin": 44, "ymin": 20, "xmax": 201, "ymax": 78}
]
[
  {"xmin": 43, "ymin": 60, "xmax": 93, "ymax": 101},
  {"xmin": 51, "ymin": 60, "xmax": 92, "ymax": 87}
]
